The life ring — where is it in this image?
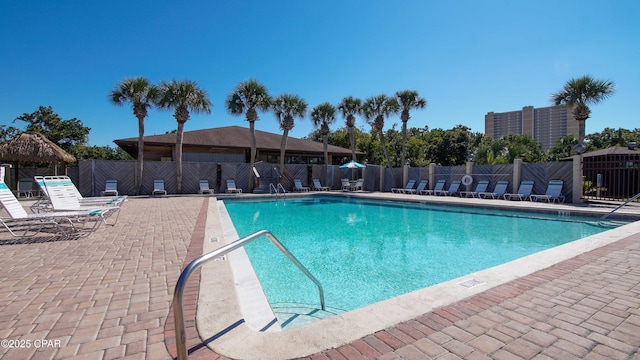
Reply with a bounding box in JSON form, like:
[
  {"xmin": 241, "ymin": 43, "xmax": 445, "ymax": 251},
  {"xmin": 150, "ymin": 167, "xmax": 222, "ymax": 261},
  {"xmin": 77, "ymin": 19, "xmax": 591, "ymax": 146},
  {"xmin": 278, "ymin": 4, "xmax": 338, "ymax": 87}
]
[{"xmin": 461, "ymin": 175, "xmax": 473, "ymax": 186}]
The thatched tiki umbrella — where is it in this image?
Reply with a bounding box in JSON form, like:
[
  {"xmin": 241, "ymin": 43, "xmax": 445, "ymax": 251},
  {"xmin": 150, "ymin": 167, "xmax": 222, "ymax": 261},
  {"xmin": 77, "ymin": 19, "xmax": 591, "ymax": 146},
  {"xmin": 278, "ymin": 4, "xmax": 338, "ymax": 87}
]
[{"xmin": 0, "ymin": 132, "xmax": 76, "ymax": 190}]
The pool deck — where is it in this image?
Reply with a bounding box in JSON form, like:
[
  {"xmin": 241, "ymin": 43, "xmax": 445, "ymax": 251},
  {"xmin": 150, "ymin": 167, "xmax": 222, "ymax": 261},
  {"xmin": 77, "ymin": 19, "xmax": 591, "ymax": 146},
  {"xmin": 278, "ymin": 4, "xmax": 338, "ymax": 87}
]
[{"xmin": 0, "ymin": 193, "xmax": 639, "ymax": 359}]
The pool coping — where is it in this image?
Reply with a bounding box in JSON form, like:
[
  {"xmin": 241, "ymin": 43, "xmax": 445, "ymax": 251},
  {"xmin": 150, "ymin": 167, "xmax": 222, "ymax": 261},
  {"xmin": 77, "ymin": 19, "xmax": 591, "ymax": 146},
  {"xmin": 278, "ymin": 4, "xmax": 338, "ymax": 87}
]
[{"xmin": 196, "ymin": 193, "xmax": 640, "ymax": 359}]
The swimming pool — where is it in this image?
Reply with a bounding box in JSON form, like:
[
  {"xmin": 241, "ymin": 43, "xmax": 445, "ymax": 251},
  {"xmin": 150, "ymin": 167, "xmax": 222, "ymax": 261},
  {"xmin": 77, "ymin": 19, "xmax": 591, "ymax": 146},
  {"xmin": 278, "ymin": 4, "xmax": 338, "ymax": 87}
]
[{"xmin": 223, "ymin": 195, "xmax": 621, "ymax": 326}]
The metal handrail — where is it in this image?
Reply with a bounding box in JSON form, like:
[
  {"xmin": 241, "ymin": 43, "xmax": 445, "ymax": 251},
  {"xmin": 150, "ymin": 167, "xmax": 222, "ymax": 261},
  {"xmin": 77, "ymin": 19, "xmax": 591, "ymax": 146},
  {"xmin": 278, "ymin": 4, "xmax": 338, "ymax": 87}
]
[
  {"xmin": 269, "ymin": 183, "xmax": 287, "ymax": 198},
  {"xmin": 172, "ymin": 229, "xmax": 325, "ymax": 360},
  {"xmin": 599, "ymin": 192, "xmax": 640, "ymax": 222}
]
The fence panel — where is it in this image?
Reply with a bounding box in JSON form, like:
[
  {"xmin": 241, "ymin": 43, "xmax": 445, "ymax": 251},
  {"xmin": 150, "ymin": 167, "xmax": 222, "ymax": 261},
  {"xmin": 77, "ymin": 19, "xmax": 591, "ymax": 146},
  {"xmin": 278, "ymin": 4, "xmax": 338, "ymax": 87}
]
[
  {"xmin": 471, "ymin": 164, "xmax": 513, "ymax": 192},
  {"xmin": 59, "ymin": 159, "xmax": 577, "ymax": 200},
  {"xmin": 521, "ymin": 162, "xmax": 573, "ymax": 201},
  {"xmin": 583, "ymin": 154, "xmax": 640, "ymax": 201}
]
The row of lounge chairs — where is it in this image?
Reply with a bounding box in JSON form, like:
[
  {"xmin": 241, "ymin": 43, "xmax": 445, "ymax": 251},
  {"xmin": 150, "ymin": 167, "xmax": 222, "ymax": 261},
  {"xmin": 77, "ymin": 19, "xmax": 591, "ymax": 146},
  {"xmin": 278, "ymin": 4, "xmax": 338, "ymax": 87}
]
[
  {"xmin": 0, "ymin": 170, "xmax": 124, "ymax": 241},
  {"xmin": 293, "ymin": 178, "xmax": 346, "ymax": 192},
  {"xmin": 393, "ymin": 179, "xmax": 566, "ymax": 203}
]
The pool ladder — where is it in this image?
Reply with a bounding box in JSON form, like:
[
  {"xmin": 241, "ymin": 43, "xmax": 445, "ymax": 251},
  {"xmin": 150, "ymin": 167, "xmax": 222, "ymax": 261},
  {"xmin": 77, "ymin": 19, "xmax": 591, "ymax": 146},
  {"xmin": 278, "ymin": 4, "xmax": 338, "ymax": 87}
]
[
  {"xmin": 172, "ymin": 229, "xmax": 325, "ymax": 360},
  {"xmin": 598, "ymin": 192, "xmax": 640, "ymax": 224},
  {"xmin": 270, "ymin": 182, "xmax": 286, "ymax": 198}
]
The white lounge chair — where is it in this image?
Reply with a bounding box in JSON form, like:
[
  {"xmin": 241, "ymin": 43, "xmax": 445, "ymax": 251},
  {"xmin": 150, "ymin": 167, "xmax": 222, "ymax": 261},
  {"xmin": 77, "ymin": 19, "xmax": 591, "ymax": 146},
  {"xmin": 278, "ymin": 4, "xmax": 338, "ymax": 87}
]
[
  {"xmin": 420, "ymin": 180, "xmax": 445, "ymax": 195},
  {"xmin": 32, "ymin": 176, "xmax": 125, "ymax": 213},
  {"xmin": 312, "ymin": 179, "xmax": 329, "ymax": 191},
  {"xmin": 435, "ymin": 181, "xmax": 461, "ymax": 196},
  {"xmin": 101, "ymin": 179, "xmax": 119, "ymax": 196},
  {"xmin": 41, "ymin": 176, "xmax": 122, "ymax": 205},
  {"xmin": 459, "ymin": 181, "xmax": 489, "ymax": 198},
  {"xmin": 42, "ymin": 176, "xmax": 122, "ymax": 225},
  {"xmin": 226, "ymin": 180, "xmax": 242, "ymax": 194},
  {"xmin": 392, "ymin": 180, "xmax": 416, "ymax": 194},
  {"xmin": 504, "ymin": 181, "xmax": 534, "ymax": 201},
  {"xmin": 293, "ymin": 179, "xmax": 310, "ymax": 192},
  {"xmin": 478, "ymin": 181, "xmax": 509, "ymax": 199},
  {"xmin": 530, "ymin": 180, "xmax": 565, "ymax": 203},
  {"xmin": 198, "ymin": 180, "xmax": 214, "ymax": 195},
  {"xmin": 0, "ymin": 179, "xmax": 106, "ymax": 240},
  {"xmin": 152, "ymin": 180, "xmax": 167, "ymax": 196}
]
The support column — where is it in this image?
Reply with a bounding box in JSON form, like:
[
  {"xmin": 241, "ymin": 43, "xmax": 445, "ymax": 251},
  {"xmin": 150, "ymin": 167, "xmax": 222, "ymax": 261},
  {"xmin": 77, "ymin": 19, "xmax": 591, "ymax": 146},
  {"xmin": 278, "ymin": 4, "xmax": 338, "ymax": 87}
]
[
  {"xmin": 513, "ymin": 158, "xmax": 522, "ymax": 192},
  {"xmin": 572, "ymin": 154, "xmax": 583, "ymax": 204},
  {"xmin": 465, "ymin": 161, "xmax": 474, "ymax": 191},
  {"xmin": 402, "ymin": 164, "xmax": 409, "ymax": 187},
  {"xmin": 428, "ymin": 163, "xmax": 436, "ymax": 190}
]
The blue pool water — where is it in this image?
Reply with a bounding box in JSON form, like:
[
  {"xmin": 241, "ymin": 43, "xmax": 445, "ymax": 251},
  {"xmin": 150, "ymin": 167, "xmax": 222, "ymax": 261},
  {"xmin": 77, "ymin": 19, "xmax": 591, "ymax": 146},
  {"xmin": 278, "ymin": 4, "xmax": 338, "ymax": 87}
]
[{"xmin": 224, "ymin": 196, "xmax": 616, "ymax": 315}]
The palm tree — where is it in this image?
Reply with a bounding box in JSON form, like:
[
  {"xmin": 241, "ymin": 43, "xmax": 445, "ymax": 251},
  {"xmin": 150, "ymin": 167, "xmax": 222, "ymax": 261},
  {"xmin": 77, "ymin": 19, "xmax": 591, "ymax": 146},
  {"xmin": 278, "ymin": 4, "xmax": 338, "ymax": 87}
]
[
  {"xmin": 551, "ymin": 75, "xmax": 615, "ymax": 144},
  {"xmin": 272, "ymin": 94, "xmax": 307, "ymax": 178},
  {"xmin": 109, "ymin": 77, "xmax": 158, "ymax": 195},
  {"xmin": 362, "ymin": 94, "xmax": 399, "ymax": 174},
  {"xmin": 157, "ymin": 79, "xmax": 212, "ymax": 193},
  {"xmin": 396, "ymin": 90, "xmax": 426, "ymax": 167},
  {"xmin": 226, "ymin": 80, "xmax": 271, "ymax": 192},
  {"xmin": 311, "ymin": 102, "xmax": 336, "ymax": 184},
  {"xmin": 337, "ymin": 96, "xmax": 362, "ymax": 161}
]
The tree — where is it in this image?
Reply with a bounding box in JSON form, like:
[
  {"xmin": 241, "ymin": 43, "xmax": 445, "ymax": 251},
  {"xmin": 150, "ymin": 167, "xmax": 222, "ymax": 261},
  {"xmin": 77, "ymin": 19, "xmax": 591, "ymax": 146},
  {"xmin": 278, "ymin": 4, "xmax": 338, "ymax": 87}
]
[
  {"xmin": 311, "ymin": 102, "xmax": 336, "ymax": 183},
  {"xmin": 226, "ymin": 79, "xmax": 271, "ymax": 192},
  {"xmin": 551, "ymin": 75, "xmax": 615, "ymax": 144},
  {"xmin": 13, "ymin": 106, "xmax": 90, "ymax": 152},
  {"xmin": 272, "ymin": 94, "xmax": 307, "ymax": 178},
  {"xmin": 548, "ymin": 134, "xmax": 579, "ymax": 160},
  {"xmin": 0, "ymin": 125, "xmax": 19, "ymax": 143},
  {"xmin": 585, "ymin": 127, "xmax": 638, "ymax": 151},
  {"xmin": 75, "ymin": 145, "xmax": 134, "ymax": 161},
  {"xmin": 500, "ymin": 134, "xmax": 546, "ymax": 163},
  {"xmin": 337, "ymin": 96, "xmax": 362, "ymax": 161},
  {"xmin": 362, "ymin": 94, "xmax": 399, "ymax": 177},
  {"xmin": 157, "ymin": 79, "xmax": 212, "ymax": 193},
  {"xmin": 424, "ymin": 125, "xmax": 474, "ymax": 166},
  {"xmin": 396, "ymin": 90, "xmax": 426, "ymax": 167},
  {"xmin": 109, "ymin": 77, "xmax": 159, "ymax": 195}
]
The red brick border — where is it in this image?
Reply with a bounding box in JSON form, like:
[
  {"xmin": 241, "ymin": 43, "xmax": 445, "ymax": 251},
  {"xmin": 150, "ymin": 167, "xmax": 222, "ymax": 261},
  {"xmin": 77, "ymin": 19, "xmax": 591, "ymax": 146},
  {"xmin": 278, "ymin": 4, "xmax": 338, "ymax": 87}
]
[{"xmin": 163, "ymin": 198, "xmax": 223, "ymax": 360}]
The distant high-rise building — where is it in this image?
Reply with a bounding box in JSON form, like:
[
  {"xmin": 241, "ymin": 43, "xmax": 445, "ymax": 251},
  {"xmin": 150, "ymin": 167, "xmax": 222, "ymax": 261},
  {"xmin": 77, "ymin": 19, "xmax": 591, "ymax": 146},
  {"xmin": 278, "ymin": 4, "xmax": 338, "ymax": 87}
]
[{"xmin": 485, "ymin": 105, "xmax": 579, "ymax": 150}]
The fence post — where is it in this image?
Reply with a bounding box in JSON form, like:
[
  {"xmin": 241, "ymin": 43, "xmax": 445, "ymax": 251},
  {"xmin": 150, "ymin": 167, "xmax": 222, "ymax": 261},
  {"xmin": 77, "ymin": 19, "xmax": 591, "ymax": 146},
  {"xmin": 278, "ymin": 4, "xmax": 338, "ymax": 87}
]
[
  {"xmin": 403, "ymin": 163, "xmax": 409, "ymax": 187},
  {"xmin": 572, "ymin": 154, "xmax": 583, "ymax": 204},
  {"xmin": 513, "ymin": 158, "xmax": 522, "ymax": 192},
  {"xmin": 465, "ymin": 160, "xmax": 473, "ymax": 191},
  {"xmin": 428, "ymin": 163, "xmax": 436, "ymax": 190}
]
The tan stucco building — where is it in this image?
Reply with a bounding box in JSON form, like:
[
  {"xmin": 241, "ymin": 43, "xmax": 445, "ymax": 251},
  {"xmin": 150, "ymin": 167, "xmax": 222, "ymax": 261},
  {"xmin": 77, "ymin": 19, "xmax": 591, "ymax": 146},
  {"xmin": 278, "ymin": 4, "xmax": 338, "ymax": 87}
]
[{"xmin": 485, "ymin": 105, "xmax": 579, "ymax": 150}]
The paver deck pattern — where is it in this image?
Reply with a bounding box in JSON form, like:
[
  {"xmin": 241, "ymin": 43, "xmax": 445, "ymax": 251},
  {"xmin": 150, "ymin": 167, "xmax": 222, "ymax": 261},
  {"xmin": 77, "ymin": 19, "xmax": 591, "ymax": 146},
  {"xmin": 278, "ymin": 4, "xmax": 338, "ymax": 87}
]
[
  {"xmin": 1, "ymin": 197, "xmax": 203, "ymax": 360},
  {"xmin": 1, "ymin": 195, "xmax": 639, "ymax": 359}
]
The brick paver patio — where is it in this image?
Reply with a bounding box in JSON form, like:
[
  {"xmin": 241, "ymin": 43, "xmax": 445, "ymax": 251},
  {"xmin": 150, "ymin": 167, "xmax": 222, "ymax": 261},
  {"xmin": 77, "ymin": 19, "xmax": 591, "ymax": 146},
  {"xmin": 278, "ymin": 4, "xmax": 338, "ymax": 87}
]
[{"xmin": 1, "ymin": 196, "xmax": 638, "ymax": 359}]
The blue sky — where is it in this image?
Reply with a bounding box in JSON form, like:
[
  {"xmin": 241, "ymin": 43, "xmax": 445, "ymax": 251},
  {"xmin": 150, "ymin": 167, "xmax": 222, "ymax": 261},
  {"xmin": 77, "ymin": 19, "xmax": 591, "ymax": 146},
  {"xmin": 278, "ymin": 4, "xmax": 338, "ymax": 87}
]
[{"xmin": 1, "ymin": 1, "xmax": 638, "ymax": 147}]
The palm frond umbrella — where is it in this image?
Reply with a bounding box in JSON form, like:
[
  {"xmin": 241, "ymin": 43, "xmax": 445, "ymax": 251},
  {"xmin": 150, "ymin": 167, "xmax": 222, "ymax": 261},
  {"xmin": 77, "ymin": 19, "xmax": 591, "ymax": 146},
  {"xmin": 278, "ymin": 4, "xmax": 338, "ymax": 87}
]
[{"xmin": 0, "ymin": 132, "xmax": 76, "ymax": 189}]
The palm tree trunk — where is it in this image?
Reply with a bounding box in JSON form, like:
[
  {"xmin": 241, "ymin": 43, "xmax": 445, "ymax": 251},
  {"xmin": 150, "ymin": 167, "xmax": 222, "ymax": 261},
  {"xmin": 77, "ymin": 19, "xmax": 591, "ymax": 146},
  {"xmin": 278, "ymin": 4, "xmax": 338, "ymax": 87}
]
[
  {"xmin": 279, "ymin": 129, "xmax": 289, "ymax": 180},
  {"xmin": 379, "ymin": 129, "xmax": 394, "ymax": 186},
  {"xmin": 323, "ymin": 135, "xmax": 329, "ymax": 184},
  {"xmin": 176, "ymin": 122, "xmax": 184, "ymax": 193},
  {"xmin": 401, "ymin": 121, "xmax": 408, "ymax": 167},
  {"xmin": 578, "ymin": 120, "xmax": 585, "ymax": 145},
  {"xmin": 349, "ymin": 126, "xmax": 356, "ymax": 161},
  {"xmin": 249, "ymin": 120, "xmax": 256, "ymax": 193},
  {"xmin": 136, "ymin": 116, "xmax": 144, "ymax": 196}
]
